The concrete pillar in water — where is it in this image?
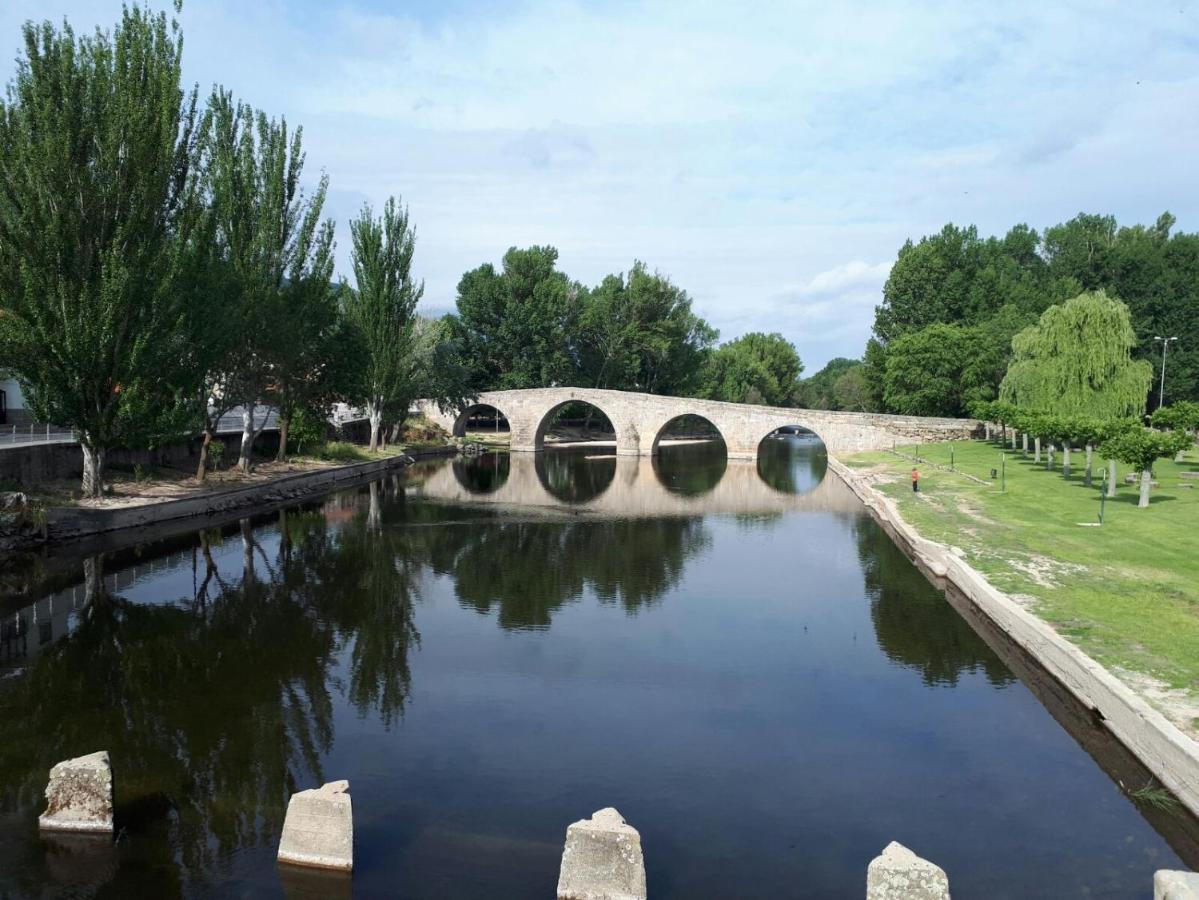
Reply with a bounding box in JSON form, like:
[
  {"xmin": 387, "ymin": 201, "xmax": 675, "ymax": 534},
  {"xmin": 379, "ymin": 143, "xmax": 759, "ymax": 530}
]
[
  {"xmin": 277, "ymin": 780, "xmax": 354, "ymax": 872},
  {"xmin": 1156, "ymin": 870, "xmax": 1199, "ymax": 900},
  {"xmin": 38, "ymin": 751, "xmax": 114, "ymax": 834},
  {"xmin": 866, "ymin": 841, "xmax": 950, "ymax": 900},
  {"xmin": 557, "ymin": 807, "xmax": 647, "ymax": 900}
]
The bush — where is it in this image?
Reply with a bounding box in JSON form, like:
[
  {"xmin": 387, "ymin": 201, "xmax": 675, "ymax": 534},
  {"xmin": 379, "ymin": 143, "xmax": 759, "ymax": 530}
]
[
  {"xmin": 313, "ymin": 441, "xmax": 372, "ymax": 462},
  {"xmin": 402, "ymin": 415, "xmax": 450, "ymax": 445}
]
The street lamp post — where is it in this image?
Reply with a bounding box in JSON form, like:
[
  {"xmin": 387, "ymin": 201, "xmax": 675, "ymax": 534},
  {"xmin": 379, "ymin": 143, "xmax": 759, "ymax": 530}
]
[{"xmin": 1154, "ymin": 336, "xmax": 1178, "ymax": 409}]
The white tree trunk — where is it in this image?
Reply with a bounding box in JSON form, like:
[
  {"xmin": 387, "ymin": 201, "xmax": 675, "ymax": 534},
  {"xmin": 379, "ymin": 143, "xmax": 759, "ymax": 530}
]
[
  {"xmin": 1009, "ymin": 428, "xmax": 1016, "ymax": 449},
  {"xmin": 1107, "ymin": 458, "xmax": 1118, "ymax": 498},
  {"xmin": 1084, "ymin": 444, "xmax": 1093, "ymax": 486},
  {"xmin": 368, "ymin": 400, "xmax": 383, "ymax": 453},
  {"xmin": 81, "ymin": 444, "xmax": 106, "ymax": 498},
  {"xmin": 1062, "ymin": 444, "xmax": 1071, "ymax": 476},
  {"xmin": 1034, "ymin": 436, "xmax": 1041, "ymax": 463},
  {"xmin": 1138, "ymin": 468, "xmax": 1152, "ymax": 507},
  {"xmin": 1022, "ymin": 433, "xmax": 1029, "ymax": 453},
  {"xmin": 239, "ymin": 403, "xmax": 257, "ymax": 472}
]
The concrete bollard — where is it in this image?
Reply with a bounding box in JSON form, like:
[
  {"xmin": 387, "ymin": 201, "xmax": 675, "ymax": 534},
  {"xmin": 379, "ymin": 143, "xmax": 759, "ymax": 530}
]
[
  {"xmin": 866, "ymin": 841, "xmax": 950, "ymax": 900},
  {"xmin": 38, "ymin": 751, "xmax": 114, "ymax": 834},
  {"xmin": 277, "ymin": 780, "xmax": 353, "ymax": 872},
  {"xmin": 557, "ymin": 807, "xmax": 647, "ymax": 900},
  {"xmin": 1156, "ymin": 870, "xmax": 1199, "ymax": 900}
]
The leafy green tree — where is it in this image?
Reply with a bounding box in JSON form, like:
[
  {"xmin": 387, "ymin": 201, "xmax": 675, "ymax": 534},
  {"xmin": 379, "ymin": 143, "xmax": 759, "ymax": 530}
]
[
  {"xmin": 793, "ymin": 357, "xmax": 859, "ymax": 409},
  {"xmin": 700, "ymin": 332, "xmax": 804, "ymax": 406},
  {"xmin": 449, "ymin": 246, "xmax": 581, "ymax": 390},
  {"xmin": 345, "ymin": 197, "xmax": 424, "ymax": 451},
  {"xmin": 0, "ymin": 7, "xmax": 202, "ymax": 495},
  {"xmin": 881, "ymin": 324, "xmax": 995, "ymax": 417},
  {"xmin": 1100, "ymin": 427, "xmax": 1191, "ymax": 507},
  {"xmin": 832, "ymin": 365, "xmax": 872, "ymax": 412},
  {"xmin": 578, "ymin": 262, "xmax": 716, "ymax": 395},
  {"xmin": 1000, "ymin": 290, "xmax": 1153, "ymax": 420},
  {"xmin": 202, "ymin": 89, "xmax": 334, "ymax": 471}
]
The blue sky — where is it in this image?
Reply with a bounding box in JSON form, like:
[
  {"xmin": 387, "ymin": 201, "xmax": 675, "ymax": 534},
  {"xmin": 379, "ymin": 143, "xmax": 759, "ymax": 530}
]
[{"xmin": 2, "ymin": 1, "xmax": 1197, "ymax": 370}]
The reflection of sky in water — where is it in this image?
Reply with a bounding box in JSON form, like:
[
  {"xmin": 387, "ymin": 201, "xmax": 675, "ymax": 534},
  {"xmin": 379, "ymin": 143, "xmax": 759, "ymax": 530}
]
[{"xmin": 0, "ymin": 451, "xmax": 1195, "ymax": 899}]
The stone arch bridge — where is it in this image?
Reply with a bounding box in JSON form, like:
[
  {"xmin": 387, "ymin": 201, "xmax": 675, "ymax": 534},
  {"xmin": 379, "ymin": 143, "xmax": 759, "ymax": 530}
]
[{"xmin": 418, "ymin": 388, "xmax": 977, "ymax": 459}]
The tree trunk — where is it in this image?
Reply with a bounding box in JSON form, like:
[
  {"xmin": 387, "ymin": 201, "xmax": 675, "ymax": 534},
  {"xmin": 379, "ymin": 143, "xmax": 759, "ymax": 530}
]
[
  {"xmin": 196, "ymin": 428, "xmax": 214, "ymax": 481},
  {"xmin": 1021, "ymin": 433, "xmax": 1028, "ymax": 454},
  {"xmin": 1046, "ymin": 444, "xmax": 1054, "ymax": 469},
  {"xmin": 1034, "ymin": 436, "xmax": 1041, "ymax": 463},
  {"xmin": 1062, "ymin": 444, "xmax": 1071, "ymax": 477},
  {"xmin": 81, "ymin": 443, "xmax": 106, "ymax": 498},
  {"xmin": 368, "ymin": 401, "xmax": 382, "ymax": 453},
  {"xmin": 276, "ymin": 413, "xmax": 290, "ymax": 463},
  {"xmin": 1107, "ymin": 458, "xmax": 1118, "ymax": 498},
  {"xmin": 1084, "ymin": 444, "xmax": 1093, "ymax": 487},
  {"xmin": 1138, "ymin": 468, "xmax": 1152, "ymax": 508},
  {"xmin": 238, "ymin": 404, "xmax": 257, "ymax": 472},
  {"xmin": 368, "ymin": 480, "xmax": 381, "ymax": 531},
  {"xmin": 984, "ymin": 422, "xmax": 992, "ymax": 441},
  {"xmin": 1009, "ymin": 428, "xmax": 1017, "ymax": 450}
]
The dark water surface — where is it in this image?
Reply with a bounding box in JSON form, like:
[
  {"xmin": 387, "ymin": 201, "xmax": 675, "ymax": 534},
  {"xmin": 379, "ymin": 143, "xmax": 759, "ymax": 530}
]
[{"xmin": 1, "ymin": 439, "xmax": 1196, "ymax": 898}]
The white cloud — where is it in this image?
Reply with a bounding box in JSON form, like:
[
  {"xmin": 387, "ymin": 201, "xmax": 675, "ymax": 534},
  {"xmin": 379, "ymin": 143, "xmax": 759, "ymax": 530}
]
[{"xmin": 2, "ymin": 0, "xmax": 1198, "ymax": 369}]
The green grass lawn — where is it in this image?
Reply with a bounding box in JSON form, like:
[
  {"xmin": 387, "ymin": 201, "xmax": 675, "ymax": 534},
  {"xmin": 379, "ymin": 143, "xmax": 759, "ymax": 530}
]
[{"xmin": 846, "ymin": 439, "xmax": 1199, "ymax": 732}]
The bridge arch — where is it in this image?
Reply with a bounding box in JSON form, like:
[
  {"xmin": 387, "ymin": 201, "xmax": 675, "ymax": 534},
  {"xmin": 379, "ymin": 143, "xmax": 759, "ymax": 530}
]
[
  {"xmin": 756, "ymin": 424, "xmax": 828, "ymax": 495},
  {"xmin": 649, "ymin": 412, "xmax": 726, "ymax": 455},
  {"xmin": 452, "ymin": 403, "xmax": 510, "ymax": 439},
  {"xmin": 534, "ymin": 399, "xmax": 616, "ymax": 451}
]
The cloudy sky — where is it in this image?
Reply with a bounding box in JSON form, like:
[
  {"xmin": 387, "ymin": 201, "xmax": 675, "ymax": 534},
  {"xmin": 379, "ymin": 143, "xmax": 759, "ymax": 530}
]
[{"xmin": 2, "ymin": 1, "xmax": 1196, "ymax": 370}]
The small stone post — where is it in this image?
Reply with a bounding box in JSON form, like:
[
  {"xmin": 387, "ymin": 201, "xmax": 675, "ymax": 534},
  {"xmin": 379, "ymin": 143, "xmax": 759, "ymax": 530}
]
[
  {"xmin": 1156, "ymin": 870, "xmax": 1199, "ymax": 900},
  {"xmin": 866, "ymin": 841, "xmax": 950, "ymax": 900},
  {"xmin": 557, "ymin": 807, "xmax": 647, "ymax": 900},
  {"xmin": 39, "ymin": 751, "xmax": 114, "ymax": 834},
  {"xmin": 277, "ymin": 780, "xmax": 353, "ymax": 872}
]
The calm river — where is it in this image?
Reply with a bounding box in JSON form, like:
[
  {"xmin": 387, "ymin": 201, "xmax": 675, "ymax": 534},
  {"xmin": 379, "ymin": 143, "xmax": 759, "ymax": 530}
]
[{"xmin": 1, "ymin": 439, "xmax": 1197, "ymax": 898}]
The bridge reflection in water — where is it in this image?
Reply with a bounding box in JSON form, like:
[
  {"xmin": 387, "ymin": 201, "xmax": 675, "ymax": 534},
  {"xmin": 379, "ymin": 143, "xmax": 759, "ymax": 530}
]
[{"xmin": 427, "ymin": 436, "xmax": 852, "ymax": 517}]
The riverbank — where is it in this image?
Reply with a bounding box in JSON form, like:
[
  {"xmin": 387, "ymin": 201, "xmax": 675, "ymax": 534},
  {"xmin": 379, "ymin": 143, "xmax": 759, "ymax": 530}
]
[
  {"xmin": 837, "ymin": 440, "xmax": 1199, "ymax": 816},
  {"xmin": 3, "ymin": 443, "xmax": 455, "ymax": 549}
]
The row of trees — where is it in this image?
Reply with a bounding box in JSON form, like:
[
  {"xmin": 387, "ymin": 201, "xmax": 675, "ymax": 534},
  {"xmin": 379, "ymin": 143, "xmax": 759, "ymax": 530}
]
[
  {"xmin": 971, "ymin": 401, "xmax": 1196, "ymax": 507},
  {"xmin": 0, "ymin": 7, "xmax": 462, "ymax": 494},
  {"xmin": 861, "ymin": 213, "xmax": 1199, "ymax": 417},
  {"xmin": 444, "ymin": 246, "xmax": 809, "ymax": 406}
]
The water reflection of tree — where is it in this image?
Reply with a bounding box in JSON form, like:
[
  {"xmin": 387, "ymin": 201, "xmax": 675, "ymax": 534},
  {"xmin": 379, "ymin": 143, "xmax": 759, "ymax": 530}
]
[
  {"xmin": 408, "ymin": 512, "xmax": 710, "ymax": 629},
  {"xmin": 856, "ymin": 518, "xmax": 1014, "ymax": 687},
  {"xmin": 0, "ymin": 485, "xmax": 426, "ymax": 890},
  {"xmin": 0, "ymin": 555, "xmax": 337, "ymax": 892}
]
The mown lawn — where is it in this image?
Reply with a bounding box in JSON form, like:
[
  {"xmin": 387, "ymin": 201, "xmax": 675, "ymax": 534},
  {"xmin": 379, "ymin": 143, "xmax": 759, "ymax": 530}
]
[{"xmin": 846, "ymin": 439, "xmax": 1199, "ymax": 732}]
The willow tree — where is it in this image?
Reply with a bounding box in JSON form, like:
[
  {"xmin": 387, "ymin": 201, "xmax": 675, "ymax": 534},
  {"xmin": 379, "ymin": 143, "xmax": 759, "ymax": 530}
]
[
  {"xmin": 999, "ymin": 290, "xmax": 1152, "ymax": 419},
  {"xmin": 202, "ymin": 89, "xmax": 333, "ymax": 471},
  {"xmin": 0, "ymin": 7, "xmax": 201, "ymax": 496},
  {"xmin": 345, "ymin": 198, "xmax": 423, "ymax": 452}
]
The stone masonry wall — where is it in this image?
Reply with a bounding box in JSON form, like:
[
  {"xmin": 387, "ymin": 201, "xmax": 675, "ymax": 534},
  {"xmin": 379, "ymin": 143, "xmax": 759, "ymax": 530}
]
[{"xmin": 418, "ymin": 388, "xmax": 978, "ymax": 458}]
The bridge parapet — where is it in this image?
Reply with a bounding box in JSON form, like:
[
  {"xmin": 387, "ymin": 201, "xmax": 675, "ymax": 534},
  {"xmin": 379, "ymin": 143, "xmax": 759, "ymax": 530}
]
[{"xmin": 417, "ymin": 388, "xmax": 978, "ymax": 459}]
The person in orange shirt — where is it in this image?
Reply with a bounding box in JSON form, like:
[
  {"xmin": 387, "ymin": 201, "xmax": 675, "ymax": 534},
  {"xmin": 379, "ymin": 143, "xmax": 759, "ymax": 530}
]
[{"xmin": 911, "ymin": 467, "xmax": 920, "ymax": 493}]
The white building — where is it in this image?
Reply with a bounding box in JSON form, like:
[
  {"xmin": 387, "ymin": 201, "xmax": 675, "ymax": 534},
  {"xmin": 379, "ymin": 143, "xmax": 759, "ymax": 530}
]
[{"xmin": 0, "ymin": 374, "xmax": 29, "ymax": 425}]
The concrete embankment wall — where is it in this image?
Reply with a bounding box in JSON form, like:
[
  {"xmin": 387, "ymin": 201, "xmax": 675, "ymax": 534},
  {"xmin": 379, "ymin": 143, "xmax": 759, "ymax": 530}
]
[{"xmin": 830, "ymin": 458, "xmax": 1199, "ymax": 820}]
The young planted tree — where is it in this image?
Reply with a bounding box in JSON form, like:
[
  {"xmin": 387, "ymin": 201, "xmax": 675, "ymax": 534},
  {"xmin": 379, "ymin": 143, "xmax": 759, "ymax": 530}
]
[
  {"xmin": 203, "ymin": 89, "xmax": 333, "ymax": 471},
  {"xmin": 1150, "ymin": 401, "xmax": 1199, "ymax": 460},
  {"xmin": 0, "ymin": 7, "xmax": 201, "ymax": 496},
  {"xmin": 1100, "ymin": 427, "xmax": 1191, "ymax": 507},
  {"xmin": 345, "ymin": 198, "xmax": 423, "ymax": 452}
]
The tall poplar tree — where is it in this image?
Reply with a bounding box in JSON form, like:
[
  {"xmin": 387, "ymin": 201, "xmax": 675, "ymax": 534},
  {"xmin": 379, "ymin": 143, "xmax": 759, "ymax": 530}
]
[
  {"xmin": 0, "ymin": 6, "xmax": 201, "ymax": 495},
  {"xmin": 346, "ymin": 197, "xmax": 423, "ymax": 452},
  {"xmin": 202, "ymin": 89, "xmax": 333, "ymax": 471}
]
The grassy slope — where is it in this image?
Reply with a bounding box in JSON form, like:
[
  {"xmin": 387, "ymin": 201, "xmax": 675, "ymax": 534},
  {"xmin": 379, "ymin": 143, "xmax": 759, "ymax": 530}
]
[{"xmin": 846, "ymin": 440, "xmax": 1199, "ymax": 728}]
